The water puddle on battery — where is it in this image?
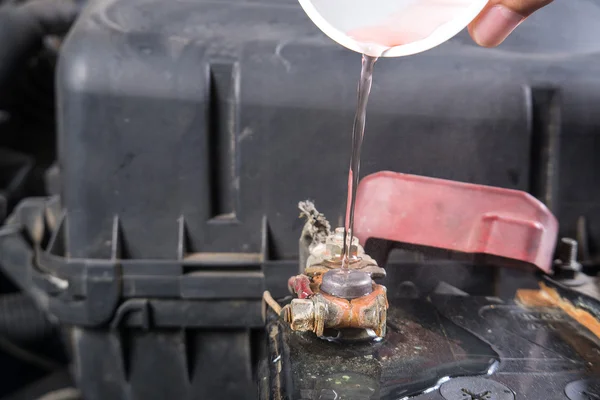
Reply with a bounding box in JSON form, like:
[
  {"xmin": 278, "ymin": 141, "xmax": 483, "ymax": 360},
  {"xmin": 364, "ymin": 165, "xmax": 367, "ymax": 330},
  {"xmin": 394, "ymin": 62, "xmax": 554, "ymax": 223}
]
[{"xmin": 278, "ymin": 299, "xmax": 500, "ymax": 400}]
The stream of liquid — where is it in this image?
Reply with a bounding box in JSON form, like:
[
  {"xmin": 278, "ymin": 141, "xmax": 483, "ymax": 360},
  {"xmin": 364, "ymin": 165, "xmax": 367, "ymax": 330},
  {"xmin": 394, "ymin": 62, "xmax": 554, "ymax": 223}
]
[{"xmin": 341, "ymin": 54, "xmax": 378, "ymax": 270}]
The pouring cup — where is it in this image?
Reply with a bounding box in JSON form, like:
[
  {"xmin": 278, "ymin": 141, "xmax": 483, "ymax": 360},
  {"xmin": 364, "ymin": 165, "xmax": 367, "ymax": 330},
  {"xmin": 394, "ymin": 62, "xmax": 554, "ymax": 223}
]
[{"xmin": 298, "ymin": 0, "xmax": 489, "ymax": 57}]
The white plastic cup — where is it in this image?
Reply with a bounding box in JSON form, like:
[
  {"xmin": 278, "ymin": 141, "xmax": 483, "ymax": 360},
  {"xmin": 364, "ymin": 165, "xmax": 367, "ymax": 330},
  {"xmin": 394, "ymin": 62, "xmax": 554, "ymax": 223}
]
[{"xmin": 298, "ymin": 0, "xmax": 489, "ymax": 57}]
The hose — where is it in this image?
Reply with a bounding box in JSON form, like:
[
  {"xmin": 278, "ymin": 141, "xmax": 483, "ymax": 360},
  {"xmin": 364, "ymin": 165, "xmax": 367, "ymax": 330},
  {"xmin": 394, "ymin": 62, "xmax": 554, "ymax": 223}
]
[
  {"xmin": 0, "ymin": 292, "xmax": 55, "ymax": 343},
  {"xmin": 262, "ymin": 291, "xmax": 282, "ymax": 315},
  {"xmin": 0, "ymin": 0, "xmax": 80, "ymax": 98},
  {"xmin": 0, "ymin": 334, "xmax": 61, "ymax": 370},
  {"xmin": 36, "ymin": 388, "xmax": 81, "ymax": 400},
  {"xmin": 0, "ymin": 292, "xmax": 61, "ymax": 371}
]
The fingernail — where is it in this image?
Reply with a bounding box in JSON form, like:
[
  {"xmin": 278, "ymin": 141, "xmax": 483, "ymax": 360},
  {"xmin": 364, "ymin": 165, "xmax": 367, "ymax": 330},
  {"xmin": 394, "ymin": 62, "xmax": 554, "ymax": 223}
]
[{"xmin": 472, "ymin": 5, "xmax": 524, "ymax": 47}]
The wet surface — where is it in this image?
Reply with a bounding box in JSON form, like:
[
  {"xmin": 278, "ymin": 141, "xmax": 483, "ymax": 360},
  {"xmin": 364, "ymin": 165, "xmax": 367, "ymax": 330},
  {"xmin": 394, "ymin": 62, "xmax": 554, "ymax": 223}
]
[
  {"xmin": 439, "ymin": 377, "xmax": 514, "ymax": 400},
  {"xmin": 431, "ymin": 295, "xmax": 600, "ymax": 376},
  {"xmin": 262, "ymin": 295, "xmax": 600, "ymax": 400},
  {"xmin": 266, "ymin": 298, "xmax": 499, "ymax": 400}
]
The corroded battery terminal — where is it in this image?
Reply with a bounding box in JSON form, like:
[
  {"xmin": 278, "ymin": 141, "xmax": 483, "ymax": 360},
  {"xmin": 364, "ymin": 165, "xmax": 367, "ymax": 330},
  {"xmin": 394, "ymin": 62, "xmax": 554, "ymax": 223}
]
[{"xmin": 266, "ymin": 202, "xmax": 389, "ymax": 340}]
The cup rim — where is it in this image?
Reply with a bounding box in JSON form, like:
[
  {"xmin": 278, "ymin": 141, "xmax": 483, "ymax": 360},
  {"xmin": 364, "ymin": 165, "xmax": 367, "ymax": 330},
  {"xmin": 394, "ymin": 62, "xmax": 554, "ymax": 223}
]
[{"xmin": 297, "ymin": 0, "xmax": 489, "ymax": 57}]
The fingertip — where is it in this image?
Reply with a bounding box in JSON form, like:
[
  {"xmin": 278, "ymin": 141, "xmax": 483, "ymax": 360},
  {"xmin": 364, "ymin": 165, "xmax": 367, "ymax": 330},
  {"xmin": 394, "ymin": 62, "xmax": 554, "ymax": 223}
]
[{"xmin": 470, "ymin": 4, "xmax": 525, "ymax": 47}]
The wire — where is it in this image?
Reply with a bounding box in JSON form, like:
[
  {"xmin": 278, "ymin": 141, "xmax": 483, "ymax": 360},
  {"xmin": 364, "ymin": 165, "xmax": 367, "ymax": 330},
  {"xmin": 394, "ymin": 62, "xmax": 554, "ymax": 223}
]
[
  {"xmin": 0, "ymin": 334, "xmax": 61, "ymax": 371},
  {"xmin": 262, "ymin": 291, "xmax": 282, "ymax": 315},
  {"xmin": 36, "ymin": 388, "xmax": 81, "ymax": 400}
]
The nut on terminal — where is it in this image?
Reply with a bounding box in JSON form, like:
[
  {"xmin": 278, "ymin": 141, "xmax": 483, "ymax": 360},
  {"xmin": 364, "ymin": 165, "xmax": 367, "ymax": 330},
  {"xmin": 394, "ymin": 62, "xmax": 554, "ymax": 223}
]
[{"xmin": 305, "ymin": 227, "xmax": 386, "ymax": 279}]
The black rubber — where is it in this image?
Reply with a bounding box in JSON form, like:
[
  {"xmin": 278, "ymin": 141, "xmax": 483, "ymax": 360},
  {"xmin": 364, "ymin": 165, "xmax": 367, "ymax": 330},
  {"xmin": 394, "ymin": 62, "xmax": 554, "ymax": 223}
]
[
  {"xmin": 0, "ymin": 0, "xmax": 79, "ymax": 97},
  {"xmin": 0, "ymin": 293, "xmax": 54, "ymax": 343}
]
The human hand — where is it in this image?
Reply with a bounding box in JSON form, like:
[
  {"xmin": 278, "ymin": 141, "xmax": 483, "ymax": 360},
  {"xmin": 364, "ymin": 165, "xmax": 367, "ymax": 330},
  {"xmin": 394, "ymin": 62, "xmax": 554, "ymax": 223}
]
[
  {"xmin": 468, "ymin": 0, "xmax": 554, "ymax": 47},
  {"xmin": 347, "ymin": 0, "xmax": 553, "ymax": 51}
]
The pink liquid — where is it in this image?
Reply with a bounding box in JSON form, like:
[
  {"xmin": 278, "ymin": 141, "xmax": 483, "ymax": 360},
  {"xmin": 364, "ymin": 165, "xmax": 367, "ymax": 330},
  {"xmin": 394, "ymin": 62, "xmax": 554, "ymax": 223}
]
[
  {"xmin": 340, "ymin": 54, "xmax": 377, "ymax": 270},
  {"xmin": 339, "ymin": 0, "xmax": 475, "ymax": 268},
  {"xmin": 348, "ymin": 0, "xmax": 475, "ymax": 49}
]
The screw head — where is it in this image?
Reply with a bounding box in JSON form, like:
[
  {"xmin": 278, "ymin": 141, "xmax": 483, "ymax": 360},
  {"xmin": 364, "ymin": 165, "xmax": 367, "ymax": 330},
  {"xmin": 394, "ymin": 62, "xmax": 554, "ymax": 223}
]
[
  {"xmin": 440, "ymin": 377, "xmax": 514, "ymax": 400},
  {"xmin": 565, "ymin": 378, "xmax": 600, "ymax": 400}
]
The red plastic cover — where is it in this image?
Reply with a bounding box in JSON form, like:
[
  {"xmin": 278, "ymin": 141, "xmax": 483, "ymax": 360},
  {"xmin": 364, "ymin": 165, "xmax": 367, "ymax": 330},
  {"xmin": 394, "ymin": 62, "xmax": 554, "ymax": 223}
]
[{"xmin": 353, "ymin": 171, "xmax": 558, "ymax": 273}]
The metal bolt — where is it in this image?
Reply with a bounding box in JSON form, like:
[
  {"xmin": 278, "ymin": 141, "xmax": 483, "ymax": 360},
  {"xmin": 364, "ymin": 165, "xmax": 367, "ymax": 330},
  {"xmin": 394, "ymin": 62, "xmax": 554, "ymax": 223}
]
[
  {"xmin": 554, "ymin": 238, "xmax": 582, "ymax": 277},
  {"xmin": 326, "ymin": 228, "xmax": 358, "ymax": 259},
  {"xmin": 562, "ymin": 238, "xmax": 580, "ymax": 269}
]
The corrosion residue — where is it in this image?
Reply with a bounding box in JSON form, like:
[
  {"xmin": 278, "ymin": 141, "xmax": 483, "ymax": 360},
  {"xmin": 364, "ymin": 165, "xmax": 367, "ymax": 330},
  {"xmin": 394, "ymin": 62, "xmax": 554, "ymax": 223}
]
[{"xmin": 516, "ymin": 283, "xmax": 600, "ymax": 339}]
